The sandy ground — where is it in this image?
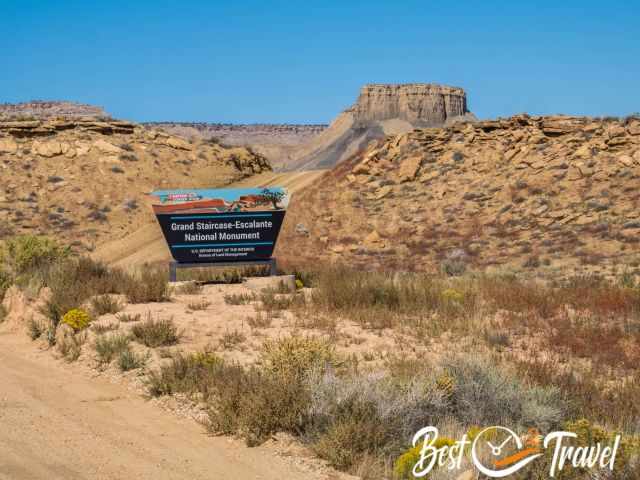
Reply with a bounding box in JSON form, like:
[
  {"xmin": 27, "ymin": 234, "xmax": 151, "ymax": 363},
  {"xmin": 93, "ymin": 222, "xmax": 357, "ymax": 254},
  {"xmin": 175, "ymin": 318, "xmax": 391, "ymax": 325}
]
[{"xmin": 0, "ymin": 330, "xmax": 343, "ymax": 480}]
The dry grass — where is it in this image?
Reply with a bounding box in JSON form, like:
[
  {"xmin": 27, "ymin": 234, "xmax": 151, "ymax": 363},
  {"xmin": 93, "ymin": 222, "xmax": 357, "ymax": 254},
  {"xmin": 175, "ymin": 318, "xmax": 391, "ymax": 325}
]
[
  {"xmin": 223, "ymin": 292, "xmax": 256, "ymax": 305},
  {"xmin": 90, "ymin": 294, "xmax": 123, "ymax": 315},
  {"xmin": 131, "ymin": 316, "xmax": 181, "ymax": 348},
  {"xmin": 94, "ymin": 333, "xmax": 131, "ymax": 364},
  {"xmin": 186, "ymin": 300, "xmax": 210, "ymax": 311}
]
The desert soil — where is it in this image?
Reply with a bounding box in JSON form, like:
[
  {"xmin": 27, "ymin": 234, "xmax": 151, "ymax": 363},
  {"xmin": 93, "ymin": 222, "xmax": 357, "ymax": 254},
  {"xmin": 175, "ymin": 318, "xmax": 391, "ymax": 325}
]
[{"xmin": 0, "ymin": 331, "xmax": 336, "ymax": 480}]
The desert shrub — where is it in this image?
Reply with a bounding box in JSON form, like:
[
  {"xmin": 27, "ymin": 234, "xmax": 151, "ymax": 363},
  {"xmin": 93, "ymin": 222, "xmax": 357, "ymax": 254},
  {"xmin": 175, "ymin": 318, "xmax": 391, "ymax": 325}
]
[
  {"xmin": 124, "ymin": 265, "xmax": 170, "ymax": 303},
  {"xmin": 513, "ymin": 358, "xmax": 640, "ymax": 429},
  {"xmin": 61, "ymin": 308, "xmax": 91, "ymax": 331},
  {"xmin": 0, "ymin": 235, "xmax": 69, "ymax": 278},
  {"xmin": 246, "ymin": 312, "xmax": 272, "ymax": 328},
  {"xmin": 27, "ymin": 317, "xmax": 44, "ymax": 339},
  {"xmin": 312, "ymin": 398, "xmax": 393, "ymax": 470},
  {"xmin": 91, "ymin": 321, "xmax": 120, "ymax": 335},
  {"xmin": 440, "ymin": 258, "xmax": 467, "ymax": 276},
  {"xmin": 224, "ymin": 292, "xmax": 255, "ymax": 305},
  {"xmin": 91, "ymin": 294, "xmax": 123, "ymax": 315},
  {"xmin": 174, "ymin": 282, "xmax": 202, "ymax": 295},
  {"xmin": 219, "ymin": 330, "xmax": 246, "ymax": 350},
  {"xmin": 0, "ymin": 268, "xmax": 10, "ymax": 301},
  {"xmin": 309, "ymin": 268, "xmax": 478, "ymax": 330},
  {"xmin": 393, "ymin": 436, "xmax": 455, "ymax": 479},
  {"xmin": 57, "ymin": 331, "xmax": 87, "ymax": 362},
  {"xmin": 0, "ymin": 304, "xmax": 5, "ymax": 324},
  {"xmin": 131, "ymin": 317, "xmax": 180, "ymax": 347},
  {"xmin": 306, "ymin": 369, "xmax": 448, "ymax": 456},
  {"xmin": 40, "ymin": 257, "xmax": 131, "ymax": 327},
  {"xmin": 187, "ymin": 300, "xmax": 210, "ymax": 311},
  {"xmin": 147, "ymin": 351, "xmax": 224, "ymax": 397},
  {"xmin": 260, "ymin": 335, "xmax": 336, "ymax": 379},
  {"xmin": 117, "ymin": 347, "xmax": 147, "ymax": 371},
  {"xmin": 94, "ymin": 333, "xmax": 131, "ymax": 364},
  {"xmin": 442, "ymin": 356, "xmax": 564, "ymax": 431},
  {"xmin": 258, "ymin": 291, "xmax": 294, "ymax": 312},
  {"xmin": 201, "ymin": 362, "xmax": 313, "ymax": 447},
  {"xmin": 116, "ymin": 312, "xmax": 141, "ymax": 323}
]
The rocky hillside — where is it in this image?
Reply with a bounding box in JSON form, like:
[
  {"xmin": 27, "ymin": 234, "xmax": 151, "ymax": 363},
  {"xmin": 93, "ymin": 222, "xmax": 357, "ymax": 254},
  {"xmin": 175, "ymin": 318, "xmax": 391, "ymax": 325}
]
[
  {"xmin": 0, "ymin": 119, "xmax": 270, "ymax": 250},
  {"xmin": 277, "ymin": 114, "xmax": 640, "ymax": 278},
  {"xmin": 0, "ymin": 101, "xmax": 109, "ymax": 120},
  {"xmin": 281, "ymin": 83, "xmax": 475, "ymax": 171}
]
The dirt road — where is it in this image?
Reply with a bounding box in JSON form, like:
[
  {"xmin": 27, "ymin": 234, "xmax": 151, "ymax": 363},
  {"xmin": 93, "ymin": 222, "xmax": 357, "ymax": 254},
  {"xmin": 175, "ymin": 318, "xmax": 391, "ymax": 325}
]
[{"xmin": 0, "ymin": 332, "xmax": 329, "ymax": 480}]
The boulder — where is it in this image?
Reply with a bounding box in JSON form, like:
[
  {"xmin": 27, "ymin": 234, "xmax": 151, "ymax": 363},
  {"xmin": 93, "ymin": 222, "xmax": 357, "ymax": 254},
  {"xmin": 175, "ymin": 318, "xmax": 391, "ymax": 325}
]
[
  {"xmin": 398, "ymin": 155, "xmax": 422, "ymax": 182},
  {"xmin": 373, "ymin": 185, "xmax": 393, "ymax": 200},
  {"xmin": 162, "ymin": 136, "xmax": 192, "ymax": 151},
  {"xmin": 32, "ymin": 140, "xmax": 63, "ymax": 157},
  {"xmin": 627, "ymin": 121, "xmax": 640, "ymax": 136},
  {"xmin": 92, "ymin": 139, "xmax": 122, "ymax": 155}
]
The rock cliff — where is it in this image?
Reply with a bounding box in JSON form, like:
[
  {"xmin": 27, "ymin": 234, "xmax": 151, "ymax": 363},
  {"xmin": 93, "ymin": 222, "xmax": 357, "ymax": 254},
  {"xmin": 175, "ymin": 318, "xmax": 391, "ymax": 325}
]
[
  {"xmin": 351, "ymin": 84, "xmax": 468, "ymax": 126},
  {"xmin": 277, "ymin": 114, "xmax": 640, "ymax": 279}
]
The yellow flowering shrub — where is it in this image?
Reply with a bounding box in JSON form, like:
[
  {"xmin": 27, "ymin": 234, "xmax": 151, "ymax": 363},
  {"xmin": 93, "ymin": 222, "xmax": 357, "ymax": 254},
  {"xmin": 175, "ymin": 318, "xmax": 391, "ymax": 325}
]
[
  {"xmin": 61, "ymin": 308, "xmax": 91, "ymax": 331},
  {"xmin": 295, "ymin": 279, "xmax": 304, "ymax": 290},
  {"xmin": 441, "ymin": 288, "xmax": 464, "ymax": 303},
  {"xmin": 261, "ymin": 335, "xmax": 335, "ymax": 378},
  {"xmin": 393, "ymin": 436, "xmax": 456, "ymax": 479}
]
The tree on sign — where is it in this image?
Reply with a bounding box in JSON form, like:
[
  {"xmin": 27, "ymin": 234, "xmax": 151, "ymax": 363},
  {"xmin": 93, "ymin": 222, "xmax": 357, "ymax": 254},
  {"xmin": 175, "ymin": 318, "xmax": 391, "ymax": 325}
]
[{"xmin": 260, "ymin": 188, "xmax": 285, "ymax": 209}]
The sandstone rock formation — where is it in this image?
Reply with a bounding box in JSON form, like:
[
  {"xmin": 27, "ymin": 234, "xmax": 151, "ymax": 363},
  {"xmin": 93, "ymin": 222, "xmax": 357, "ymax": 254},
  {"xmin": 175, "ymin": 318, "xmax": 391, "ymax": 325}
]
[
  {"xmin": 0, "ymin": 118, "xmax": 270, "ymax": 249},
  {"xmin": 351, "ymin": 84, "xmax": 468, "ymax": 126},
  {"xmin": 280, "ymin": 83, "xmax": 474, "ymax": 171},
  {"xmin": 277, "ymin": 114, "xmax": 640, "ymax": 278},
  {"xmin": 0, "ymin": 100, "xmax": 109, "ymax": 120}
]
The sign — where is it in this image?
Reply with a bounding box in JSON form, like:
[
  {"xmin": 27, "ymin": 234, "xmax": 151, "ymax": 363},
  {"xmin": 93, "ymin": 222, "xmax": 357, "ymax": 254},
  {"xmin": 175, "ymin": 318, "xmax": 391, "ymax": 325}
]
[{"xmin": 150, "ymin": 187, "xmax": 288, "ymax": 263}]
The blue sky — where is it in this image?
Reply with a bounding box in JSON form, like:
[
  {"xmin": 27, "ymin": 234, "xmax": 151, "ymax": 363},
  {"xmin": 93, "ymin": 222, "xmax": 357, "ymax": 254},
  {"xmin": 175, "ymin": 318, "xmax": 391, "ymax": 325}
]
[{"xmin": 2, "ymin": 1, "xmax": 638, "ymax": 123}]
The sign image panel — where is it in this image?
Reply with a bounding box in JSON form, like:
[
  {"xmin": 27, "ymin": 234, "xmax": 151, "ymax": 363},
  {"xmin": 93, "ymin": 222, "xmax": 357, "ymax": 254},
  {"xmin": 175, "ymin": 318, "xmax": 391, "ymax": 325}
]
[{"xmin": 150, "ymin": 187, "xmax": 289, "ymax": 263}]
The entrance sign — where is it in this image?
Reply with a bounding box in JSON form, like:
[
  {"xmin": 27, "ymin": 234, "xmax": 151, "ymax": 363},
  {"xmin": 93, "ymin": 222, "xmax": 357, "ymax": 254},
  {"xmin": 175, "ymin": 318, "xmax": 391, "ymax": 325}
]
[{"xmin": 151, "ymin": 187, "xmax": 288, "ymax": 264}]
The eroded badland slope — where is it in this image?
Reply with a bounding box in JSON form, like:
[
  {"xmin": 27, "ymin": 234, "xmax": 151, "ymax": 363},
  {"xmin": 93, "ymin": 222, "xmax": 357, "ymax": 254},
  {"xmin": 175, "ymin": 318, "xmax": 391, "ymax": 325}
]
[
  {"xmin": 0, "ymin": 118, "xmax": 270, "ymax": 251},
  {"xmin": 278, "ymin": 114, "xmax": 640, "ymax": 278}
]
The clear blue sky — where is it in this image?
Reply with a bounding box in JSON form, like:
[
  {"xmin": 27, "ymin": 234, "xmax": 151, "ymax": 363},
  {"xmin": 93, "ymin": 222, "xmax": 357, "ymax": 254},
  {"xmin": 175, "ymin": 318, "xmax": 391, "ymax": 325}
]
[{"xmin": 2, "ymin": 1, "xmax": 638, "ymax": 123}]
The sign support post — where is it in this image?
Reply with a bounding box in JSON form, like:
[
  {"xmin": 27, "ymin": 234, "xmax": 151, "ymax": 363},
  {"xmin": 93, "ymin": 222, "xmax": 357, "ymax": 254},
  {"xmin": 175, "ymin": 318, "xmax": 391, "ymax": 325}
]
[{"xmin": 168, "ymin": 258, "xmax": 277, "ymax": 282}]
